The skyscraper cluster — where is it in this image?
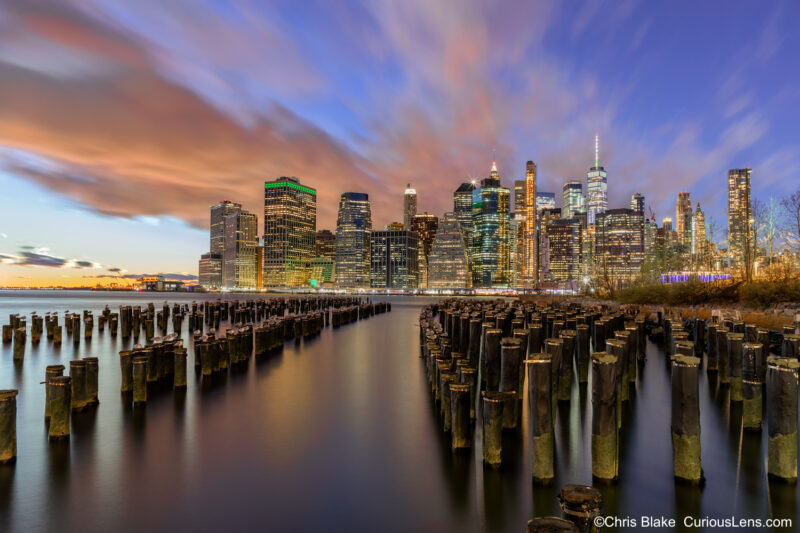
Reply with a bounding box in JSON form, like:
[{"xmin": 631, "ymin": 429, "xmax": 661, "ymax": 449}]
[{"xmin": 198, "ymin": 136, "xmax": 753, "ymax": 291}]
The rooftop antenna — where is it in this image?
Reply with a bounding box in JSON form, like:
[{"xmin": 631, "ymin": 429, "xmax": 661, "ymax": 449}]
[{"xmin": 594, "ymin": 134, "xmax": 599, "ymax": 168}]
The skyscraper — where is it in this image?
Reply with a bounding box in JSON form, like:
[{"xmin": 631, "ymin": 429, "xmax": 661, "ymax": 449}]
[
  {"xmin": 223, "ymin": 210, "xmax": 258, "ymax": 289},
  {"xmin": 586, "ymin": 135, "xmax": 608, "ymax": 225},
  {"xmin": 675, "ymin": 192, "xmax": 692, "ymax": 245},
  {"xmin": 454, "ymin": 182, "xmax": 476, "ymax": 236},
  {"xmin": 514, "ymin": 179, "xmax": 526, "ymax": 212},
  {"xmin": 428, "ymin": 213, "xmax": 471, "ymax": 288},
  {"xmin": 693, "ymin": 202, "xmax": 706, "ymax": 260},
  {"xmin": 472, "ymin": 163, "xmax": 510, "ymax": 287},
  {"xmin": 210, "ymin": 200, "xmax": 242, "ymax": 257},
  {"xmin": 369, "ymin": 229, "xmax": 419, "ymax": 288},
  {"xmin": 563, "ymin": 181, "xmax": 585, "ymax": 219},
  {"xmin": 523, "ymin": 160, "xmax": 537, "ymax": 288},
  {"xmin": 547, "ymin": 218, "xmax": 582, "ymax": 281},
  {"xmin": 727, "ymin": 168, "xmax": 751, "ymax": 267},
  {"xmin": 263, "ymin": 177, "xmax": 316, "ymax": 287},
  {"xmin": 335, "ymin": 192, "xmax": 372, "ymax": 287},
  {"xmin": 204, "ymin": 200, "xmax": 242, "ymax": 288},
  {"xmin": 404, "ymin": 184, "xmax": 417, "ymax": 230},
  {"xmin": 410, "ymin": 214, "xmax": 439, "ymax": 258},
  {"xmin": 631, "ymin": 193, "xmax": 645, "ymax": 214},
  {"xmin": 595, "ymin": 208, "xmax": 644, "ymax": 288}
]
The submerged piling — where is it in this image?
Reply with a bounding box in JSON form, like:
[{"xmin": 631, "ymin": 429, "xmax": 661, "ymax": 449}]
[
  {"xmin": 132, "ymin": 356, "xmax": 148, "ymax": 404},
  {"xmin": 591, "ymin": 352, "xmax": 617, "ymax": 482},
  {"xmin": 0, "ymin": 390, "xmax": 18, "ymax": 463},
  {"xmin": 558, "ymin": 484, "xmax": 603, "ymax": 533},
  {"xmin": 728, "ymin": 332, "xmax": 744, "ymax": 402},
  {"xmin": 69, "ymin": 360, "xmax": 88, "ymax": 411},
  {"xmin": 527, "ymin": 353, "xmax": 554, "ymax": 484},
  {"xmin": 671, "ymin": 354, "xmax": 702, "ymax": 484},
  {"xmin": 766, "ymin": 356, "xmax": 798, "ymax": 482},
  {"xmin": 84, "ymin": 357, "xmax": 99, "ymax": 405},
  {"xmin": 742, "ymin": 343, "xmax": 763, "ymax": 431},
  {"xmin": 47, "ymin": 377, "xmax": 71, "ymax": 439},
  {"xmin": 449, "ymin": 383, "xmax": 471, "ymax": 451},
  {"xmin": 44, "ymin": 365, "xmax": 65, "ymax": 419},
  {"xmin": 481, "ymin": 391, "xmax": 504, "ymax": 467}
]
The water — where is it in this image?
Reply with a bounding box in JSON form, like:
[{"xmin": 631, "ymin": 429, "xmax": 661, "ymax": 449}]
[{"xmin": 0, "ymin": 291, "xmax": 796, "ymax": 532}]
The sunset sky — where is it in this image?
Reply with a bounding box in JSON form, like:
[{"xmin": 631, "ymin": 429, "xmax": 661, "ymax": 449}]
[{"xmin": 1, "ymin": 0, "xmax": 798, "ymax": 286}]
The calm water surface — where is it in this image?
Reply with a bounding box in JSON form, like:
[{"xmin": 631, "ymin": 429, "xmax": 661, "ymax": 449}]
[{"xmin": 0, "ymin": 291, "xmax": 796, "ymax": 532}]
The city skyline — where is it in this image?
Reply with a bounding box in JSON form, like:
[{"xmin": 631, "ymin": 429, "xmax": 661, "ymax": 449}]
[{"xmin": 1, "ymin": 1, "xmax": 799, "ymax": 287}]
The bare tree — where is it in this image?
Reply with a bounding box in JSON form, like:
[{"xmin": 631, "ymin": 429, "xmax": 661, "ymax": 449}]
[
  {"xmin": 754, "ymin": 196, "xmax": 781, "ymax": 267},
  {"xmin": 781, "ymin": 187, "xmax": 800, "ymax": 255}
]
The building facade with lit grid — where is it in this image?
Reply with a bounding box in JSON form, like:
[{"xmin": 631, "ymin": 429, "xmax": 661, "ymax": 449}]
[
  {"xmin": 727, "ymin": 168, "xmax": 751, "ymax": 267},
  {"xmin": 428, "ymin": 213, "xmax": 470, "ymax": 289},
  {"xmin": 263, "ymin": 177, "xmax": 317, "ymax": 287},
  {"xmin": 547, "ymin": 218, "xmax": 582, "ymax": 281},
  {"xmin": 223, "ymin": 210, "xmax": 258, "ymax": 289},
  {"xmin": 595, "ymin": 208, "xmax": 644, "ymax": 287},
  {"xmin": 369, "ymin": 230, "xmax": 419, "ymax": 289}
]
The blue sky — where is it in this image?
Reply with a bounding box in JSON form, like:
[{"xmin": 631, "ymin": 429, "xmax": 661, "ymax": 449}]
[{"xmin": 0, "ymin": 0, "xmax": 798, "ymax": 285}]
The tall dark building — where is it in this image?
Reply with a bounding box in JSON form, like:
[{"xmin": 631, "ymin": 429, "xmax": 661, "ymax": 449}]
[
  {"xmin": 335, "ymin": 192, "xmax": 372, "ymax": 287},
  {"xmin": 727, "ymin": 168, "xmax": 752, "ymax": 267},
  {"xmin": 454, "ymin": 182, "xmax": 476, "ymax": 236},
  {"xmin": 263, "ymin": 177, "xmax": 317, "ymax": 287},
  {"xmin": 369, "ymin": 229, "xmax": 419, "ymax": 288}
]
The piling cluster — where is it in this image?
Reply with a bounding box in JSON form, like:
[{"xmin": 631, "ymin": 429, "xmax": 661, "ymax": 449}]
[
  {"xmin": 1, "ymin": 296, "xmax": 391, "ymax": 455},
  {"xmin": 418, "ymin": 296, "xmax": 800, "ymax": 520},
  {"xmin": 419, "ymin": 298, "xmax": 649, "ymax": 486}
]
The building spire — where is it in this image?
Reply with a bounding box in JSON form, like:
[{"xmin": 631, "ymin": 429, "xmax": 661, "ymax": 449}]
[{"xmin": 594, "ymin": 133, "xmax": 599, "ymax": 168}]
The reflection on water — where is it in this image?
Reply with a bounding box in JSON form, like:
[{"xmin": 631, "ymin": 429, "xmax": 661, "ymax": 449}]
[{"xmin": 0, "ymin": 291, "xmax": 796, "ymax": 532}]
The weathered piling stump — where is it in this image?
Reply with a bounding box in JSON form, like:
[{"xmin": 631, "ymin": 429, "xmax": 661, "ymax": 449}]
[
  {"xmin": 558, "ymin": 331, "xmax": 576, "ymax": 401},
  {"xmin": 671, "ymin": 354, "xmax": 702, "ymax": 484},
  {"xmin": 174, "ymin": 346, "xmax": 188, "ymax": 389},
  {"xmin": 728, "ymin": 332, "xmax": 744, "ymax": 402},
  {"xmin": 499, "ymin": 337, "xmax": 523, "ymax": 429},
  {"xmin": 119, "ymin": 350, "xmax": 133, "ymax": 393},
  {"xmin": 48, "ymin": 377, "xmax": 71, "ymax": 439},
  {"xmin": 481, "ymin": 391, "xmax": 505, "ymax": 467},
  {"xmin": 558, "ymin": 484, "xmax": 602, "ymax": 533},
  {"xmin": 0, "ymin": 390, "xmax": 18, "ymax": 463},
  {"xmin": 13, "ymin": 327, "xmax": 25, "ymax": 361},
  {"xmin": 717, "ymin": 326, "xmax": 730, "ymax": 384},
  {"xmin": 44, "ymin": 365, "xmax": 65, "ymax": 419},
  {"xmin": 526, "ymin": 353, "xmax": 554, "ymax": 484},
  {"xmin": 53, "ymin": 325, "xmax": 62, "ymax": 345},
  {"xmin": 1, "ymin": 324, "xmax": 11, "ymax": 343},
  {"xmin": 84, "ymin": 357, "xmax": 99, "ymax": 405},
  {"xmin": 132, "ymin": 355, "xmax": 148, "ymax": 404},
  {"xmin": 449, "ymin": 383, "xmax": 471, "ymax": 451},
  {"xmin": 576, "ymin": 324, "xmax": 591, "ymax": 383},
  {"xmin": 440, "ymin": 372, "xmax": 458, "ymax": 432},
  {"xmin": 591, "ymin": 352, "xmax": 618, "ymax": 482},
  {"xmin": 484, "ymin": 328, "xmax": 502, "ymax": 391},
  {"xmin": 69, "ymin": 360, "xmax": 88, "ymax": 411},
  {"xmin": 742, "ymin": 343, "xmax": 763, "ymax": 431},
  {"xmin": 766, "ymin": 356, "xmax": 798, "ymax": 482}
]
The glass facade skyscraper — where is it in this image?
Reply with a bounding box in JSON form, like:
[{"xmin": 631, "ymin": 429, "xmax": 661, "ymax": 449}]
[
  {"xmin": 454, "ymin": 182, "xmax": 475, "ymax": 237},
  {"xmin": 586, "ymin": 135, "xmax": 607, "ymax": 225},
  {"xmin": 547, "ymin": 218, "xmax": 582, "ymax": 281},
  {"xmin": 562, "ymin": 181, "xmax": 585, "ymax": 219},
  {"xmin": 263, "ymin": 177, "xmax": 316, "ymax": 287},
  {"xmin": 335, "ymin": 192, "xmax": 372, "ymax": 287},
  {"xmin": 675, "ymin": 191, "xmax": 692, "ymax": 246},
  {"xmin": 471, "ymin": 163, "xmax": 510, "ymax": 287}
]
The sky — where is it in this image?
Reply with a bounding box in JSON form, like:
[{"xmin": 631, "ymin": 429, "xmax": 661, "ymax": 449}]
[{"xmin": 0, "ymin": 0, "xmax": 799, "ymax": 287}]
